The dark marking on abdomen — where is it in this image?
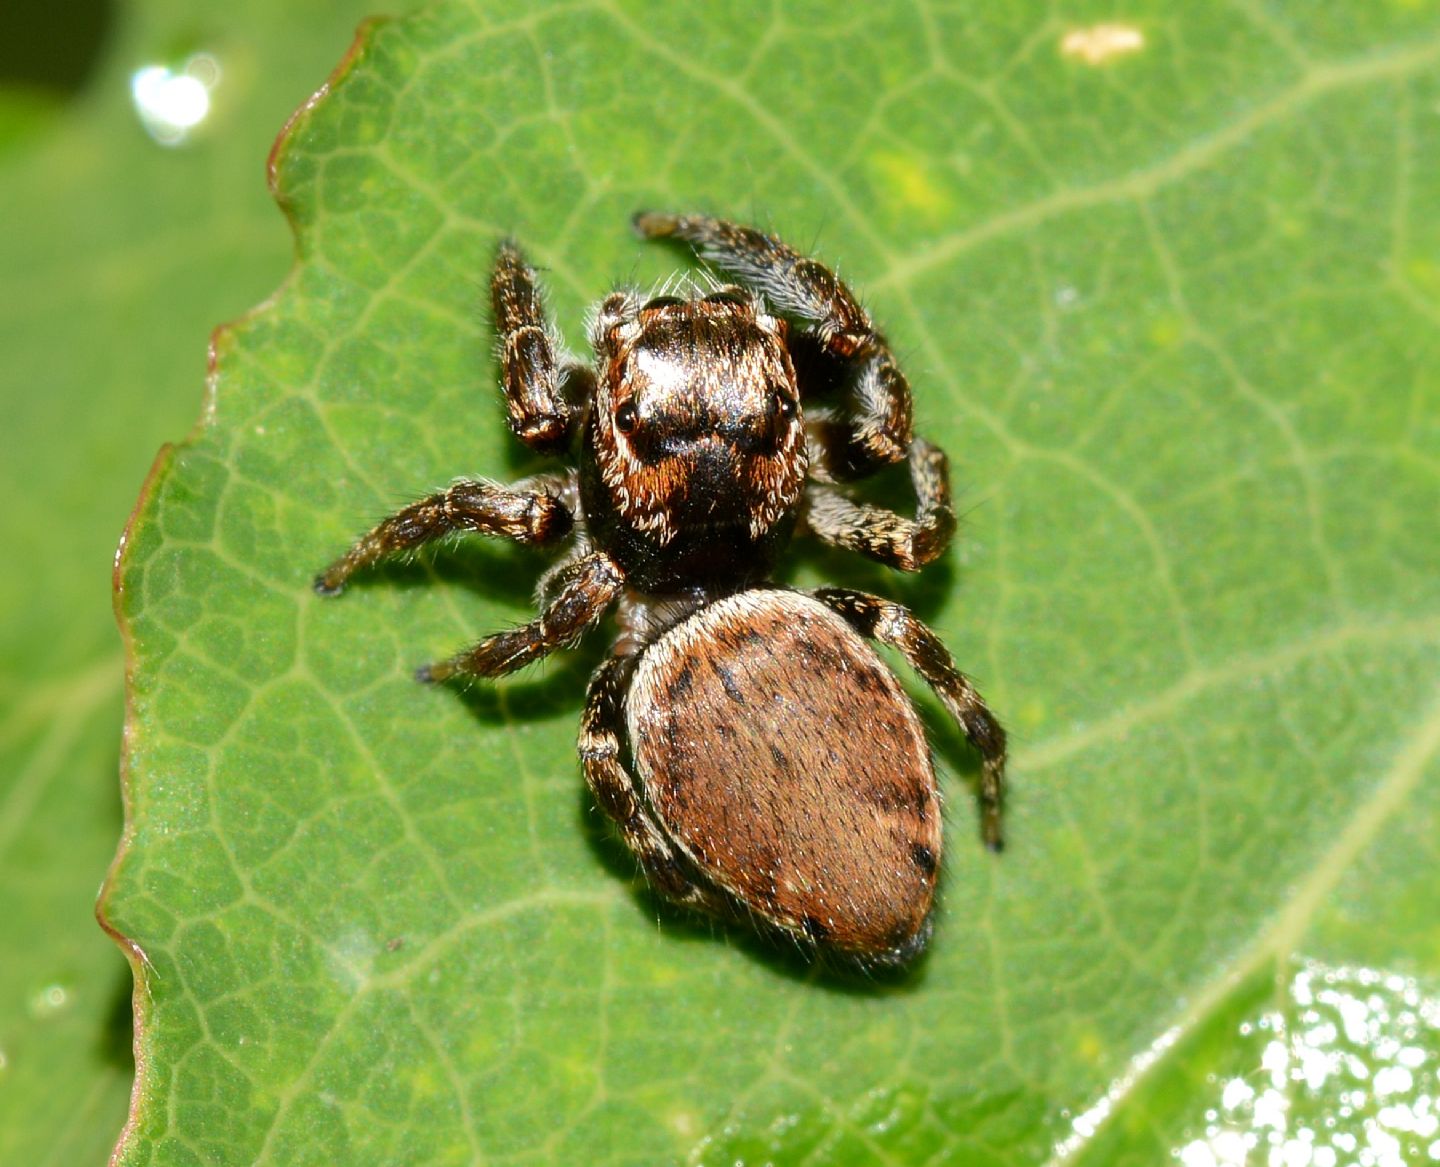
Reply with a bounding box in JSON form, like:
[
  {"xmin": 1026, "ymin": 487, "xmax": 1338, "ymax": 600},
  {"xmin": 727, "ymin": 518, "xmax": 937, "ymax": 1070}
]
[
  {"xmin": 714, "ymin": 663, "xmax": 745, "ymax": 704},
  {"xmin": 668, "ymin": 662, "xmax": 694, "ymax": 701}
]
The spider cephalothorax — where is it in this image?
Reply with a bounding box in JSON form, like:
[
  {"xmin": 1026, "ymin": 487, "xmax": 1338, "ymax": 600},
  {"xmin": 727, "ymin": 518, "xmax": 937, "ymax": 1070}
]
[
  {"xmin": 316, "ymin": 213, "xmax": 1006, "ymax": 967},
  {"xmin": 584, "ymin": 287, "xmax": 807, "ymax": 591}
]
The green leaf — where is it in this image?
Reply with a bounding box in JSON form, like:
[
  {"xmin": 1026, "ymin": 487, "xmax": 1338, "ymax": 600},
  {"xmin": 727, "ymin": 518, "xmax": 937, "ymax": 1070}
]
[
  {"xmin": 103, "ymin": 3, "xmax": 1440, "ymax": 1164},
  {"xmin": 0, "ymin": 0, "xmax": 404, "ymax": 1161}
]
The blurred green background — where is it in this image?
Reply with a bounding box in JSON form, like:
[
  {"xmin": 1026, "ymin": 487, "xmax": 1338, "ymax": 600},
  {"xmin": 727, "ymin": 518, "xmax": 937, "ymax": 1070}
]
[{"xmin": 0, "ymin": 0, "xmax": 399, "ymax": 1160}]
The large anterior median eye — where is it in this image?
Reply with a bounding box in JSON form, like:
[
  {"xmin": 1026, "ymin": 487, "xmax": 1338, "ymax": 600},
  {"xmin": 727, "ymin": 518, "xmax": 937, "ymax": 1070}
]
[{"xmin": 615, "ymin": 400, "xmax": 639, "ymax": 434}]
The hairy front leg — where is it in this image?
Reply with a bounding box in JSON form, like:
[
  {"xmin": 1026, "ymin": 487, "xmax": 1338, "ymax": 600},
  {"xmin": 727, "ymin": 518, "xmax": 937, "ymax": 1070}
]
[
  {"xmin": 314, "ymin": 473, "xmax": 576, "ymax": 596},
  {"xmin": 492, "ymin": 240, "xmax": 595, "ymax": 453},
  {"xmin": 803, "ymin": 436, "xmax": 956, "ymax": 571},
  {"xmin": 633, "ymin": 211, "xmax": 912, "ymax": 473}
]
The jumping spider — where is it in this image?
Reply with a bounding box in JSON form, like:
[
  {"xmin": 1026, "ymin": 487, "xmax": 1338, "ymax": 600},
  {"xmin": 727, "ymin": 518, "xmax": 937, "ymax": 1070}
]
[{"xmin": 316, "ymin": 213, "xmax": 1006, "ymax": 967}]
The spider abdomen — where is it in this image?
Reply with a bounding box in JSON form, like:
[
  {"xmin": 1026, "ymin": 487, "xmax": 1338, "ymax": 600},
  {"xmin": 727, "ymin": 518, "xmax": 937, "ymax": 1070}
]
[{"xmin": 625, "ymin": 589, "xmax": 942, "ymax": 963}]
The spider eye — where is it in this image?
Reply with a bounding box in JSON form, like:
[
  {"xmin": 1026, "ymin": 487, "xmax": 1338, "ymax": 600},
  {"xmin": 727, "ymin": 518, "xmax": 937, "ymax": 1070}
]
[
  {"xmin": 771, "ymin": 389, "xmax": 797, "ymax": 422},
  {"xmin": 615, "ymin": 401, "xmax": 639, "ymax": 434}
]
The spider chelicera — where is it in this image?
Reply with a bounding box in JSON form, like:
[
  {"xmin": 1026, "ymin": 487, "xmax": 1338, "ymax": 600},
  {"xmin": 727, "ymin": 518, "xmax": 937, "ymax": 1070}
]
[{"xmin": 316, "ymin": 213, "xmax": 1006, "ymax": 966}]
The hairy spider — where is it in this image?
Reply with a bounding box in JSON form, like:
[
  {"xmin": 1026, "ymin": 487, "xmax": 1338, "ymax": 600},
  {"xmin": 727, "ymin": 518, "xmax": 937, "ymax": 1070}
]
[{"xmin": 316, "ymin": 213, "xmax": 1006, "ymax": 966}]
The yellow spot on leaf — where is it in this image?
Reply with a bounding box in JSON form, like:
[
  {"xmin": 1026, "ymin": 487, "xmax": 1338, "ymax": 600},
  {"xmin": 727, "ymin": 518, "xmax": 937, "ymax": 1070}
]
[
  {"xmin": 869, "ymin": 151, "xmax": 951, "ymax": 218},
  {"xmin": 1404, "ymin": 257, "xmax": 1440, "ymax": 299},
  {"xmin": 1148, "ymin": 314, "xmax": 1186, "ymax": 349},
  {"xmin": 1017, "ymin": 698, "xmax": 1049, "ymax": 731},
  {"xmin": 1076, "ymin": 1028, "xmax": 1106, "ymax": 1063}
]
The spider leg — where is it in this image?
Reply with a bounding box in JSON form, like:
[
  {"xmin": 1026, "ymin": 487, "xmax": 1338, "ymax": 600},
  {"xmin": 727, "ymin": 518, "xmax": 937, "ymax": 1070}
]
[
  {"xmin": 634, "ymin": 211, "xmax": 912, "ymax": 475},
  {"xmin": 803, "ymin": 436, "xmax": 955, "ymax": 570},
  {"xmin": 811, "ymin": 587, "xmax": 1006, "ymax": 850},
  {"xmin": 493, "ymin": 240, "xmax": 595, "ymax": 453},
  {"xmin": 419, "ymin": 551, "xmax": 624, "ymax": 683},
  {"xmin": 314, "ymin": 472, "xmax": 577, "ymax": 596},
  {"xmin": 580, "ymin": 655, "xmax": 734, "ymax": 915}
]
